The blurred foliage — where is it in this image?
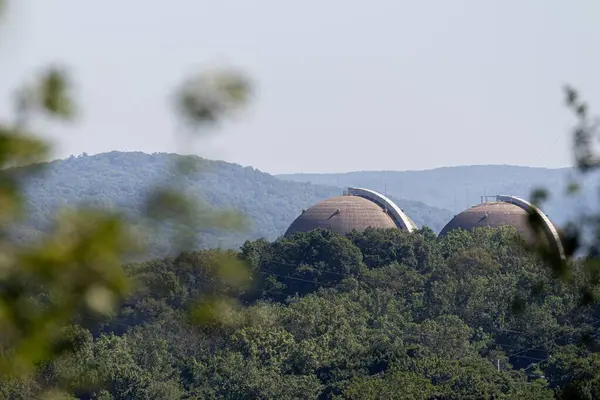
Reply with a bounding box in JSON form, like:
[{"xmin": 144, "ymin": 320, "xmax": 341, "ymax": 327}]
[
  {"xmin": 175, "ymin": 68, "xmax": 252, "ymax": 130},
  {"xmin": 528, "ymin": 87, "xmax": 600, "ymax": 306},
  {"xmin": 0, "ymin": 6, "xmax": 253, "ymax": 395}
]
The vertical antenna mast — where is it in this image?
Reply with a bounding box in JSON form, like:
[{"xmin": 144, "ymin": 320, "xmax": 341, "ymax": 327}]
[
  {"xmin": 384, "ymin": 180, "xmax": 388, "ymax": 212},
  {"xmin": 466, "ymin": 187, "xmax": 469, "ymax": 209}
]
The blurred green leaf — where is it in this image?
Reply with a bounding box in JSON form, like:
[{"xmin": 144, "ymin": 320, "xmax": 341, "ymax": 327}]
[
  {"xmin": 0, "ymin": 126, "xmax": 50, "ymax": 168},
  {"xmin": 175, "ymin": 155, "xmax": 205, "ymax": 176},
  {"xmin": 196, "ymin": 207, "xmax": 248, "ymax": 231},
  {"xmin": 210, "ymin": 252, "xmax": 251, "ymax": 288},
  {"xmin": 144, "ymin": 188, "xmax": 194, "ymax": 221},
  {"xmin": 0, "ymin": 209, "xmax": 134, "ymax": 376},
  {"xmin": 144, "ymin": 187, "xmax": 248, "ymax": 232},
  {"xmin": 566, "ymin": 182, "xmax": 580, "ymax": 195},
  {"xmin": 37, "ymin": 67, "xmax": 75, "ymax": 119},
  {"xmin": 530, "ymin": 188, "xmax": 548, "ymax": 206},
  {"xmin": 191, "ymin": 296, "xmax": 241, "ymax": 328},
  {"xmin": 174, "ymin": 69, "xmax": 252, "ymax": 130},
  {"xmin": 565, "ymin": 85, "xmax": 578, "ymax": 105},
  {"xmin": 0, "ymin": 8, "xmax": 255, "ymax": 383}
]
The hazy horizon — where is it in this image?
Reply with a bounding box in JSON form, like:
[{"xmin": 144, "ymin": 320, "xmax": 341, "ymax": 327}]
[{"xmin": 2, "ymin": 1, "xmax": 598, "ymax": 174}]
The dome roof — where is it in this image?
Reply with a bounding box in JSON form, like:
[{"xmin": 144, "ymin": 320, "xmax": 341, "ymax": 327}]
[
  {"xmin": 285, "ymin": 190, "xmax": 417, "ymax": 237},
  {"xmin": 439, "ymin": 201, "xmax": 533, "ymax": 238},
  {"xmin": 439, "ymin": 195, "xmax": 565, "ymax": 260}
]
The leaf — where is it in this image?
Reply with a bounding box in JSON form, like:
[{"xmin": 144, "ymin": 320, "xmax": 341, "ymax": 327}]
[
  {"xmin": 0, "ymin": 126, "xmax": 50, "ymax": 168},
  {"xmin": 37, "ymin": 67, "xmax": 76, "ymax": 120},
  {"xmin": 144, "ymin": 188, "xmax": 194, "ymax": 221},
  {"xmin": 530, "ymin": 188, "xmax": 548, "ymax": 205},
  {"xmin": 0, "ymin": 209, "xmax": 134, "ymax": 376},
  {"xmin": 211, "ymin": 252, "xmax": 251, "ymax": 288},
  {"xmin": 566, "ymin": 182, "xmax": 580, "ymax": 195},
  {"xmin": 191, "ymin": 296, "xmax": 242, "ymax": 328},
  {"xmin": 175, "ymin": 155, "xmax": 206, "ymax": 175},
  {"xmin": 174, "ymin": 68, "xmax": 252, "ymax": 130},
  {"xmin": 84, "ymin": 285, "xmax": 116, "ymax": 315},
  {"xmin": 565, "ymin": 86, "xmax": 578, "ymax": 105}
]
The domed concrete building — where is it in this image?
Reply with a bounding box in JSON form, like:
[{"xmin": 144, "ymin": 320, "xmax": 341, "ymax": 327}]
[
  {"xmin": 285, "ymin": 187, "xmax": 417, "ymax": 237},
  {"xmin": 439, "ymin": 195, "xmax": 565, "ymax": 260}
]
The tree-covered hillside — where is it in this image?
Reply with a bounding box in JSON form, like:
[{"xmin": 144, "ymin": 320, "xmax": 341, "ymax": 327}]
[
  {"xmin": 13, "ymin": 151, "xmax": 452, "ymax": 259},
  {"xmin": 278, "ymin": 165, "xmax": 600, "ymax": 226},
  {"xmin": 5, "ymin": 226, "xmax": 600, "ymax": 399}
]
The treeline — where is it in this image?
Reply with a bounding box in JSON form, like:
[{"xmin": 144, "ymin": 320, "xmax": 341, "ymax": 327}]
[
  {"xmin": 8, "ymin": 151, "xmax": 453, "ymax": 259},
  {"xmin": 2, "ymin": 226, "xmax": 600, "ymax": 399}
]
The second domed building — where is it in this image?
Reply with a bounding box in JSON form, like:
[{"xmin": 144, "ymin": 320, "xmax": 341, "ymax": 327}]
[
  {"xmin": 439, "ymin": 195, "xmax": 565, "ymax": 259},
  {"xmin": 285, "ymin": 187, "xmax": 417, "ymax": 237}
]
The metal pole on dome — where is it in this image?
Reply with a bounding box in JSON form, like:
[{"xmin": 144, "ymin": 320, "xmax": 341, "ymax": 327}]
[{"xmin": 466, "ymin": 187, "xmax": 469, "ymax": 209}]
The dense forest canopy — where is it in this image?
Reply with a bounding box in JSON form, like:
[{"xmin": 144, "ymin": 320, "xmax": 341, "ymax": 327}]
[{"xmin": 3, "ymin": 225, "xmax": 599, "ymax": 399}]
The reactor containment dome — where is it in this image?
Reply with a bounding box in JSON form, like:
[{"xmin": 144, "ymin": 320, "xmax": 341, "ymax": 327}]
[
  {"xmin": 439, "ymin": 195, "xmax": 565, "ymax": 260},
  {"xmin": 284, "ymin": 187, "xmax": 417, "ymax": 237}
]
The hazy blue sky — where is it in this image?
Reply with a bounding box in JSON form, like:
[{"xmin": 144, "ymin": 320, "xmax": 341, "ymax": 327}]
[{"xmin": 1, "ymin": 0, "xmax": 598, "ymax": 173}]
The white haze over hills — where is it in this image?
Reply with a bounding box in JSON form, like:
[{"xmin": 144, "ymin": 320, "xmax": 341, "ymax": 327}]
[{"xmin": 277, "ymin": 164, "xmax": 600, "ymax": 227}]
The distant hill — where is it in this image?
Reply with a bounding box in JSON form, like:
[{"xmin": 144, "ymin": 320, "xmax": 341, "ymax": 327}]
[
  {"xmin": 12, "ymin": 151, "xmax": 452, "ymax": 259},
  {"xmin": 278, "ymin": 165, "xmax": 600, "ymax": 226}
]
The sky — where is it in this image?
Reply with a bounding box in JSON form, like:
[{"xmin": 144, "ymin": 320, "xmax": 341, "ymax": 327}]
[{"xmin": 0, "ymin": 0, "xmax": 599, "ymax": 174}]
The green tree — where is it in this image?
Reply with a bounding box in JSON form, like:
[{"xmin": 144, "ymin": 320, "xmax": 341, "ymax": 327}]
[{"xmin": 0, "ymin": 1, "xmax": 253, "ymax": 395}]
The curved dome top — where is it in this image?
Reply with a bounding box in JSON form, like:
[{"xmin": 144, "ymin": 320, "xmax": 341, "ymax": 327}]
[
  {"xmin": 439, "ymin": 195, "xmax": 565, "ymax": 260},
  {"xmin": 439, "ymin": 201, "xmax": 532, "ymax": 237},
  {"xmin": 285, "ymin": 189, "xmax": 417, "ymax": 237}
]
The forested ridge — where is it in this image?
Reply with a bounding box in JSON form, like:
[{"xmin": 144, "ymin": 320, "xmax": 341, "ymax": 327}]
[
  {"xmin": 10, "ymin": 151, "xmax": 452, "ymax": 259},
  {"xmin": 3, "ymin": 225, "xmax": 600, "ymax": 399}
]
